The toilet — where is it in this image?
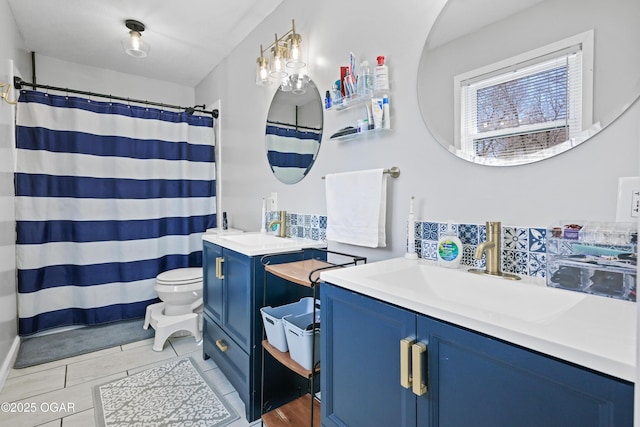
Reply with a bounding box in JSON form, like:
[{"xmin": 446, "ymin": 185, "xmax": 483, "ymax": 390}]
[{"xmin": 143, "ymin": 267, "xmax": 203, "ymax": 351}]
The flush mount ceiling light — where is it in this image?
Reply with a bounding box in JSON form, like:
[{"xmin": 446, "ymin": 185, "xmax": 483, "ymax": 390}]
[
  {"xmin": 255, "ymin": 19, "xmax": 306, "ymax": 87},
  {"xmin": 122, "ymin": 19, "xmax": 150, "ymax": 58}
]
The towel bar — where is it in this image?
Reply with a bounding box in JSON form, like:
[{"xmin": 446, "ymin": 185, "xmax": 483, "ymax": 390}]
[{"xmin": 322, "ymin": 166, "xmax": 400, "ymax": 179}]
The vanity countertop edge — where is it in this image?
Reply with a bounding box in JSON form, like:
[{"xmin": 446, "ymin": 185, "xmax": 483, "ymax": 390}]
[
  {"xmin": 202, "ymin": 232, "xmax": 326, "ymax": 256},
  {"xmin": 320, "ymin": 257, "xmax": 636, "ymax": 383}
]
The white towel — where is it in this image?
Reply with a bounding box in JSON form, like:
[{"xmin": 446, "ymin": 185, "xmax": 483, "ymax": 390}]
[{"xmin": 325, "ymin": 169, "xmax": 387, "ymax": 248}]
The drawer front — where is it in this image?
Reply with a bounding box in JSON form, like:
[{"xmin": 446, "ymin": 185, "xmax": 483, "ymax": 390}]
[{"xmin": 203, "ymin": 316, "xmax": 250, "ymax": 403}]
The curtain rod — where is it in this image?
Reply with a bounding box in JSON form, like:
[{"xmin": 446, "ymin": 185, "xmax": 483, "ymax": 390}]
[
  {"xmin": 266, "ymin": 120, "xmax": 321, "ymax": 132},
  {"xmin": 13, "ymin": 76, "xmax": 219, "ymax": 118}
]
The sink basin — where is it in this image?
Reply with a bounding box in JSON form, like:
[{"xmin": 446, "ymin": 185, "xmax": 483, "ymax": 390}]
[
  {"xmin": 319, "ymin": 257, "xmax": 636, "ymax": 382},
  {"xmin": 364, "ymin": 262, "xmax": 585, "ymax": 323},
  {"xmin": 205, "ymin": 232, "xmax": 326, "ymax": 256}
]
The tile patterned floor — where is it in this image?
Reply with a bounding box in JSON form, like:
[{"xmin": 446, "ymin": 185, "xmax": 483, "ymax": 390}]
[{"xmin": 0, "ymin": 334, "xmax": 262, "ymax": 427}]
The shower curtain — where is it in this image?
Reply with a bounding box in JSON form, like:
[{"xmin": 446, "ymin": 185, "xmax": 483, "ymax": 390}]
[
  {"xmin": 265, "ymin": 125, "xmax": 321, "ymax": 184},
  {"xmin": 15, "ymin": 90, "xmax": 216, "ymax": 335}
]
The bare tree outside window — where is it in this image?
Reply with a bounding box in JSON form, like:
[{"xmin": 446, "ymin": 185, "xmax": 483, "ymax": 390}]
[{"xmin": 474, "ymin": 66, "xmax": 569, "ymax": 159}]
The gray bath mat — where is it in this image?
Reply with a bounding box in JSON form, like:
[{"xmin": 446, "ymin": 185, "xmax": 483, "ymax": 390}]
[
  {"xmin": 14, "ymin": 318, "xmax": 155, "ymax": 368},
  {"xmin": 93, "ymin": 357, "xmax": 239, "ymax": 427}
]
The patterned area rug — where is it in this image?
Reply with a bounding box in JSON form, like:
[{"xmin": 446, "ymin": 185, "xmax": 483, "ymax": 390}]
[{"xmin": 93, "ymin": 357, "xmax": 239, "ymax": 427}]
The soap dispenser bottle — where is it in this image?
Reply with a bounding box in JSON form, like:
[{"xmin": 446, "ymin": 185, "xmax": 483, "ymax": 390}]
[
  {"xmin": 374, "ymin": 55, "xmax": 389, "ymax": 92},
  {"xmin": 437, "ymin": 222, "xmax": 462, "ymax": 268}
]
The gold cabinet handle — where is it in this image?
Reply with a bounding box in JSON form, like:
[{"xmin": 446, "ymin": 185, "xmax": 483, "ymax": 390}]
[
  {"xmin": 215, "ymin": 257, "xmax": 224, "ymax": 279},
  {"xmin": 400, "ymin": 338, "xmax": 415, "ymax": 389},
  {"xmin": 412, "ymin": 342, "xmax": 427, "ymax": 396},
  {"xmin": 215, "ymin": 339, "xmax": 229, "ymax": 352}
]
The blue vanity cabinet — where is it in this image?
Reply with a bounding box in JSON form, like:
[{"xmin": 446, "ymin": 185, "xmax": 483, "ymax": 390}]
[
  {"xmin": 321, "ymin": 282, "xmax": 417, "ymax": 427},
  {"xmin": 321, "ymin": 282, "xmax": 633, "ymax": 427},
  {"xmin": 202, "ymin": 240, "xmax": 318, "ymax": 422}
]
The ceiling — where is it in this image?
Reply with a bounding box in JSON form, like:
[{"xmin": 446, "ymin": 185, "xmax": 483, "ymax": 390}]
[{"xmin": 7, "ymin": 0, "xmax": 284, "ymax": 87}]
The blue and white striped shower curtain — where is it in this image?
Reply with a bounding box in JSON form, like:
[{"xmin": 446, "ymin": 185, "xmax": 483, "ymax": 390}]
[
  {"xmin": 15, "ymin": 90, "xmax": 216, "ymax": 335},
  {"xmin": 265, "ymin": 125, "xmax": 321, "ymax": 184}
]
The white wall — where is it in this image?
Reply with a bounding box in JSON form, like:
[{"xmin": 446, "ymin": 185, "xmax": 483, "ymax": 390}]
[
  {"xmin": 0, "ymin": 0, "xmax": 29, "ymax": 387},
  {"xmin": 195, "ymin": 0, "xmax": 639, "ymax": 263},
  {"xmin": 32, "ymin": 54, "xmax": 196, "ymax": 107}
]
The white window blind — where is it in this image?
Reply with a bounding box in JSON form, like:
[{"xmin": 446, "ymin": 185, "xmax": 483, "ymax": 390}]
[{"xmin": 454, "ymin": 31, "xmax": 593, "ymax": 162}]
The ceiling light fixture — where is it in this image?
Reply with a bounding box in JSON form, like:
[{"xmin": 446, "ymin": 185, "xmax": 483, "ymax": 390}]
[
  {"xmin": 122, "ymin": 19, "xmax": 150, "ymax": 58},
  {"xmin": 255, "ymin": 19, "xmax": 306, "ymax": 87}
]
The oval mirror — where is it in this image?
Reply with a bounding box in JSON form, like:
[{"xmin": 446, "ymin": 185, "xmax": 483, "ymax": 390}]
[
  {"xmin": 265, "ymin": 76, "xmax": 323, "ymax": 184},
  {"xmin": 418, "ymin": 0, "xmax": 640, "ymax": 166}
]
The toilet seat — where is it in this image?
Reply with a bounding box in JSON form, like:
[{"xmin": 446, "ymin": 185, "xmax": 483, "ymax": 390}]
[{"xmin": 156, "ymin": 267, "xmax": 202, "ymax": 285}]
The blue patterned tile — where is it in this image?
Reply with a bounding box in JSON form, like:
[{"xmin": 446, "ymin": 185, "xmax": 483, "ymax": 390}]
[
  {"xmin": 462, "ymin": 245, "xmax": 477, "ymax": 266},
  {"xmin": 546, "ymin": 237, "xmax": 573, "ymax": 255},
  {"xmin": 311, "ymin": 215, "xmax": 319, "ymax": 228},
  {"xmin": 311, "ymin": 228, "xmax": 319, "ymax": 240},
  {"xmin": 503, "ymin": 227, "xmax": 528, "ymax": 251},
  {"xmin": 438, "ymin": 223, "xmax": 458, "ymax": 236},
  {"xmin": 319, "ymin": 216, "xmax": 327, "ymax": 230},
  {"xmin": 319, "ymin": 228, "xmax": 326, "ymax": 242},
  {"xmin": 290, "ymin": 213, "xmax": 298, "ymax": 226},
  {"xmin": 479, "ymin": 224, "xmax": 487, "ymax": 243},
  {"xmin": 422, "ymin": 222, "xmax": 439, "ymax": 241},
  {"xmin": 459, "ymin": 224, "xmax": 478, "ymax": 245},
  {"xmin": 528, "ymin": 228, "xmax": 546, "ymax": 252},
  {"xmin": 413, "ymin": 221, "xmax": 422, "ymax": 239},
  {"xmin": 421, "ymin": 240, "xmax": 438, "ymax": 260},
  {"xmin": 415, "ymin": 240, "xmax": 422, "ymax": 258},
  {"xmin": 502, "ymin": 250, "xmax": 528, "ymax": 274},
  {"xmin": 304, "ymin": 215, "xmax": 311, "ymax": 227},
  {"xmin": 528, "ymin": 252, "xmax": 547, "ymax": 278}
]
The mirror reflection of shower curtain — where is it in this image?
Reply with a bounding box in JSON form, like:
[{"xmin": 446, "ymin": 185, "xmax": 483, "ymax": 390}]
[
  {"xmin": 15, "ymin": 90, "xmax": 216, "ymax": 336},
  {"xmin": 265, "ymin": 125, "xmax": 320, "ymax": 184}
]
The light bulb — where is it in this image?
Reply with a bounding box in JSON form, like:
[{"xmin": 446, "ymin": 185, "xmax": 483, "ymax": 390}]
[{"xmin": 130, "ymin": 32, "xmax": 141, "ymax": 50}]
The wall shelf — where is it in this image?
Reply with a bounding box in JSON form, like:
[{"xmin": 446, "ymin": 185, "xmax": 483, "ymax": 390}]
[
  {"xmin": 330, "ymin": 91, "xmax": 391, "ymax": 112},
  {"xmin": 329, "ymin": 127, "xmax": 391, "ymax": 142}
]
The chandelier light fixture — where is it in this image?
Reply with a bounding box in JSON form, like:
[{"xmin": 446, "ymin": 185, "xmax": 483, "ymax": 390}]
[
  {"xmin": 255, "ymin": 19, "xmax": 306, "ymax": 87},
  {"xmin": 122, "ymin": 19, "xmax": 150, "ymax": 58}
]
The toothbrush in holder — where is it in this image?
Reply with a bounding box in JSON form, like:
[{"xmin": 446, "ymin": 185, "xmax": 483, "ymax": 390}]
[{"xmin": 405, "ymin": 196, "xmax": 418, "ymax": 260}]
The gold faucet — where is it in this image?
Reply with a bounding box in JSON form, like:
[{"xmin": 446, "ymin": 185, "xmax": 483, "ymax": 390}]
[
  {"xmin": 468, "ymin": 221, "xmax": 520, "ymax": 280},
  {"xmin": 267, "ymin": 210, "xmax": 287, "ymax": 238}
]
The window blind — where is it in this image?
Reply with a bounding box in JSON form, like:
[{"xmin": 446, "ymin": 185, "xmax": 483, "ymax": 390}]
[{"xmin": 459, "ymin": 46, "xmax": 584, "ymax": 160}]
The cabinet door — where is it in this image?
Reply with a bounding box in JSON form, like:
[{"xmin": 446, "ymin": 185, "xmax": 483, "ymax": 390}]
[
  {"xmin": 321, "ymin": 283, "xmax": 417, "ymax": 427},
  {"xmin": 417, "ymin": 316, "xmax": 633, "ymax": 427},
  {"xmin": 203, "ymin": 241, "xmax": 223, "ymax": 323},
  {"xmin": 222, "ymin": 249, "xmax": 252, "ymax": 352}
]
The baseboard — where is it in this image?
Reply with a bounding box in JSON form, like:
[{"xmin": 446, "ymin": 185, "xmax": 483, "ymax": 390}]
[{"xmin": 0, "ymin": 336, "xmax": 20, "ymax": 392}]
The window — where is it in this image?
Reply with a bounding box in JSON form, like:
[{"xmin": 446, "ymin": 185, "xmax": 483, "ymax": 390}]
[{"xmin": 454, "ymin": 31, "xmax": 593, "ymax": 163}]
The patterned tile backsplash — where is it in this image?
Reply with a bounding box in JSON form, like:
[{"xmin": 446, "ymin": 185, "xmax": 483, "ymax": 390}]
[
  {"xmin": 269, "ymin": 211, "xmax": 547, "ymax": 278},
  {"xmin": 415, "ymin": 222, "xmax": 547, "ymax": 278}
]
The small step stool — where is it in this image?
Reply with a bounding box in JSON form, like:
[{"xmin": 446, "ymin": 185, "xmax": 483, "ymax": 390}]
[{"xmin": 143, "ymin": 302, "xmax": 202, "ymax": 351}]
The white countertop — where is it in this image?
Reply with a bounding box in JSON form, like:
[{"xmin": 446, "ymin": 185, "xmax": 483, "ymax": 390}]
[
  {"xmin": 320, "ymin": 257, "xmax": 636, "ymax": 382},
  {"xmin": 202, "ymin": 231, "xmax": 326, "ymax": 256}
]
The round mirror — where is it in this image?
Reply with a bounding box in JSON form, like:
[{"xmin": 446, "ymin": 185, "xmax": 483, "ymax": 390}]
[
  {"xmin": 418, "ymin": 0, "xmax": 640, "ymax": 166},
  {"xmin": 265, "ymin": 76, "xmax": 323, "ymax": 184}
]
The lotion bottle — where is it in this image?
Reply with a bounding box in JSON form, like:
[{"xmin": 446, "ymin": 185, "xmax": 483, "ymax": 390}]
[
  {"xmin": 374, "ymin": 55, "xmax": 389, "ymax": 92},
  {"xmin": 437, "ymin": 222, "xmax": 462, "ymax": 268}
]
